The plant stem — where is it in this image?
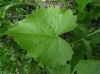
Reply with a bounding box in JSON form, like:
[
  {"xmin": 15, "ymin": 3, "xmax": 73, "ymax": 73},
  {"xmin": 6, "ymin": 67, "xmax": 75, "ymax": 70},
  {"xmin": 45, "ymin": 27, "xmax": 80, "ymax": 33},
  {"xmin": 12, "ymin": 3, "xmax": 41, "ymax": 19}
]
[{"xmin": 71, "ymin": 29, "xmax": 100, "ymax": 44}]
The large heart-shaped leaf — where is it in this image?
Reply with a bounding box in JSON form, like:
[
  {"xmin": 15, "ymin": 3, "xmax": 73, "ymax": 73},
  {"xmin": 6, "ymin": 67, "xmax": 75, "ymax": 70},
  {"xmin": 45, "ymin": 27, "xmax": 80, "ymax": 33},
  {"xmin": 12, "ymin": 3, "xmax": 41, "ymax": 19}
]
[
  {"xmin": 72, "ymin": 60, "xmax": 100, "ymax": 74},
  {"xmin": 6, "ymin": 8, "xmax": 77, "ymax": 67}
]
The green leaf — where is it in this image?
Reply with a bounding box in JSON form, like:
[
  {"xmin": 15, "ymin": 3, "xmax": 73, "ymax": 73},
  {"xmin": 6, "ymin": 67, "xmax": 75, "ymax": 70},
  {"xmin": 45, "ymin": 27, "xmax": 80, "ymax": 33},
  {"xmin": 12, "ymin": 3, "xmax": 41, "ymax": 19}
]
[
  {"xmin": 75, "ymin": 0, "xmax": 94, "ymax": 12},
  {"xmin": 0, "ymin": 21, "xmax": 13, "ymax": 36},
  {"xmin": 91, "ymin": 6, "xmax": 100, "ymax": 19},
  {"xmin": 0, "ymin": 70, "xmax": 10, "ymax": 74},
  {"xmin": 48, "ymin": 64, "xmax": 70, "ymax": 74},
  {"xmin": 0, "ymin": 28, "xmax": 5, "ymax": 36},
  {"xmin": 6, "ymin": 8, "xmax": 77, "ymax": 67},
  {"xmin": 75, "ymin": 39, "xmax": 92, "ymax": 58},
  {"xmin": 71, "ymin": 24, "xmax": 89, "ymax": 40},
  {"xmin": 37, "ymin": 0, "xmax": 45, "ymax": 8},
  {"xmin": 0, "ymin": 7, "xmax": 5, "ymax": 19},
  {"xmin": 72, "ymin": 60, "xmax": 100, "ymax": 74},
  {"xmin": 0, "ymin": 1, "xmax": 5, "ymax": 6},
  {"xmin": 70, "ymin": 50, "xmax": 84, "ymax": 72},
  {"xmin": 82, "ymin": 39, "xmax": 92, "ymax": 59},
  {"xmin": 77, "ymin": 11, "xmax": 93, "ymax": 23},
  {"xmin": 86, "ymin": 33, "xmax": 100, "ymax": 47}
]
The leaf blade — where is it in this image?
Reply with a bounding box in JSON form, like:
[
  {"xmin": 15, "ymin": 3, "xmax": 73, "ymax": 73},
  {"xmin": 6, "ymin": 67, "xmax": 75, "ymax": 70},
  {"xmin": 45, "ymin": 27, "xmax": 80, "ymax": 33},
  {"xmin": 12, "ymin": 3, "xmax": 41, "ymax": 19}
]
[
  {"xmin": 72, "ymin": 60, "xmax": 100, "ymax": 74},
  {"xmin": 6, "ymin": 8, "xmax": 77, "ymax": 67}
]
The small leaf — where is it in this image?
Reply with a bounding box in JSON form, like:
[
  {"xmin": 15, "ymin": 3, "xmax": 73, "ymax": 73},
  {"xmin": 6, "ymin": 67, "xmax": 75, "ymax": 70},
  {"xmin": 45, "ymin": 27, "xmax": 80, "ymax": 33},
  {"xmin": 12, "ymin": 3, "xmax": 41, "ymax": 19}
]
[
  {"xmin": 0, "ymin": 7, "xmax": 5, "ymax": 19},
  {"xmin": 77, "ymin": 11, "xmax": 93, "ymax": 23},
  {"xmin": 91, "ymin": 6, "xmax": 100, "ymax": 19},
  {"xmin": 76, "ymin": 39, "xmax": 92, "ymax": 58},
  {"xmin": 70, "ymin": 50, "xmax": 84, "ymax": 72},
  {"xmin": 0, "ymin": 28, "xmax": 5, "ymax": 36},
  {"xmin": 71, "ymin": 24, "xmax": 89, "ymax": 40},
  {"xmin": 82, "ymin": 39, "xmax": 92, "ymax": 59},
  {"xmin": 72, "ymin": 60, "xmax": 100, "ymax": 74},
  {"xmin": 6, "ymin": 8, "xmax": 77, "ymax": 67},
  {"xmin": 86, "ymin": 33, "xmax": 100, "ymax": 47},
  {"xmin": 75, "ymin": 0, "xmax": 94, "ymax": 12}
]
